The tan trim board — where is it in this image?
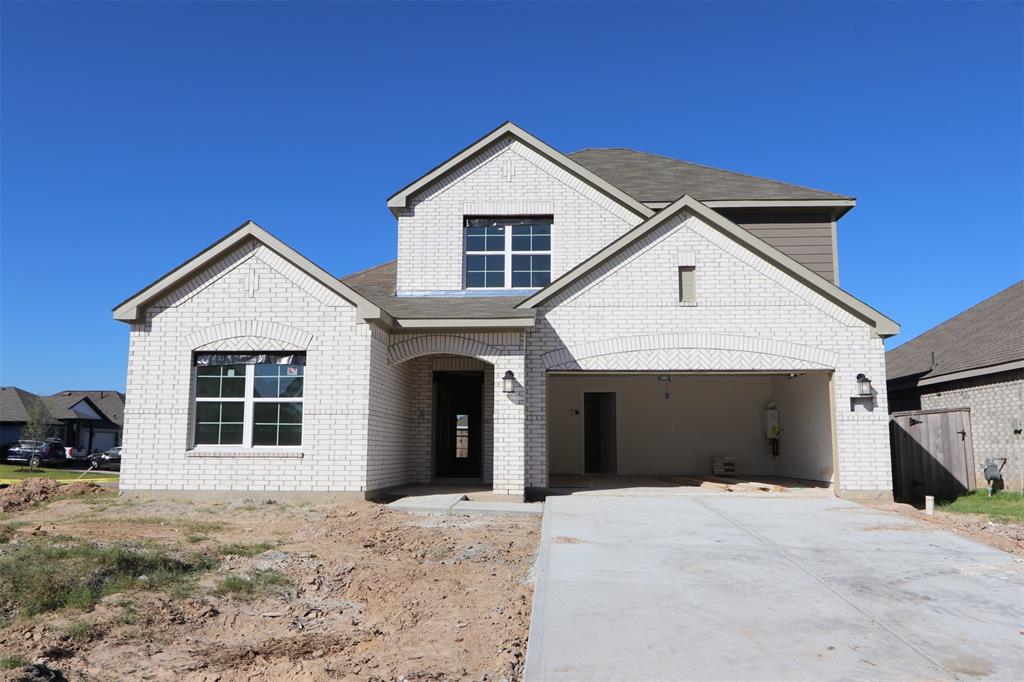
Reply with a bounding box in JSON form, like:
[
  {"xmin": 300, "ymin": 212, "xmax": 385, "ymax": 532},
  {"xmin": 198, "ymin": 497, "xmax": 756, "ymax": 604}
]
[
  {"xmin": 386, "ymin": 121, "xmax": 654, "ymax": 219},
  {"xmin": 912, "ymin": 359, "xmax": 1024, "ymax": 387},
  {"xmin": 112, "ymin": 221, "xmax": 383, "ymax": 323},
  {"xmin": 517, "ymin": 195, "xmax": 900, "ymax": 337},
  {"xmin": 394, "ymin": 317, "xmax": 535, "ymax": 331}
]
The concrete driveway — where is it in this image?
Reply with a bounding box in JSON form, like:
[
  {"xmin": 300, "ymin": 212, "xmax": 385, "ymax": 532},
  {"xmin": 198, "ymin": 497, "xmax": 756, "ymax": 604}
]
[{"xmin": 525, "ymin": 493, "xmax": 1023, "ymax": 681}]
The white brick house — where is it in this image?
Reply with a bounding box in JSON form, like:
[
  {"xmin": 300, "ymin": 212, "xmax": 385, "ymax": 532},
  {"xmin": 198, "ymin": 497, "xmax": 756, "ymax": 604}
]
[{"xmin": 113, "ymin": 122, "xmax": 900, "ymax": 500}]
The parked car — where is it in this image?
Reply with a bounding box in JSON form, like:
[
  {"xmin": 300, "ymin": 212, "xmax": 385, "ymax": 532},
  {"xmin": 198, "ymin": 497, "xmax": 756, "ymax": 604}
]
[
  {"xmin": 88, "ymin": 446, "xmax": 121, "ymax": 471},
  {"xmin": 6, "ymin": 439, "xmax": 65, "ymax": 468}
]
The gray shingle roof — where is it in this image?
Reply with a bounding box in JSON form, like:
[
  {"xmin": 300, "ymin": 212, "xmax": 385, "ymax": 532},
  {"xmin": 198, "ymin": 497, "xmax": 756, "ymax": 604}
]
[
  {"xmin": 44, "ymin": 391, "xmax": 126, "ymax": 427},
  {"xmin": 0, "ymin": 387, "xmax": 56, "ymax": 424},
  {"xmin": 886, "ymin": 280, "xmax": 1024, "ymax": 382},
  {"xmin": 341, "ymin": 261, "xmax": 534, "ymax": 320},
  {"xmin": 567, "ymin": 148, "xmax": 851, "ymax": 203},
  {"xmin": 0, "ymin": 387, "xmax": 124, "ymax": 426}
]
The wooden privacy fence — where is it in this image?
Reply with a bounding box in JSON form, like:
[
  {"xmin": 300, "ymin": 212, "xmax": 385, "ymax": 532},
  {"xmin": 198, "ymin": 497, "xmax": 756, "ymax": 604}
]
[{"xmin": 890, "ymin": 408, "xmax": 976, "ymax": 501}]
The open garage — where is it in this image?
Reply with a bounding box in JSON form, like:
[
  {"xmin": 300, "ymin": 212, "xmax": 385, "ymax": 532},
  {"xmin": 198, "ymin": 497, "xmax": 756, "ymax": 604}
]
[{"xmin": 547, "ymin": 372, "xmax": 836, "ymax": 484}]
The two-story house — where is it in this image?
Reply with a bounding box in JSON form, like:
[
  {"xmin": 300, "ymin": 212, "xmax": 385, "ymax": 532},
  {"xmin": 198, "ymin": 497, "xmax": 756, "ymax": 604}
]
[{"xmin": 113, "ymin": 122, "xmax": 899, "ymax": 500}]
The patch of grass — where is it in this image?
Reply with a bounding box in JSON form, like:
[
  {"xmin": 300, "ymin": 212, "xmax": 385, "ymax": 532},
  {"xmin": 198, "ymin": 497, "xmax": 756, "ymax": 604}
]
[
  {"xmin": 0, "ymin": 520, "xmax": 30, "ymax": 542},
  {"xmin": 941, "ymin": 490, "xmax": 1024, "ymax": 522},
  {"xmin": 93, "ymin": 515, "xmax": 225, "ymax": 534},
  {"xmin": 218, "ymin": 542, "xmax": 275, "ymax": 557},
  {"xmin": 213, "ymin": 569, "xmax": 290, "ymax": 600},
  {"xmin": 122, "ymin": 515, "xmax": 174, "ymax": 526},
  {"xmin": 0, "ymin": 538, "xmax": 216, "ymax": 617},
  {"xmin": 0, "ymin": 464, "xmax": 118, "ymax": 483},
  {"xmin": 62, "ymin": 620, "xmax": 96, "ymax": 642},
  {"xmin": 185, "ymin": 520, "xmax": 225, "ymax": 533},
  {"xmin": 0, "ymin": 655, "xmax": 28, "ymax": 670},
  {"xmin": 186, "ymin": 533, "xmax": 207, "ymax": 544}
]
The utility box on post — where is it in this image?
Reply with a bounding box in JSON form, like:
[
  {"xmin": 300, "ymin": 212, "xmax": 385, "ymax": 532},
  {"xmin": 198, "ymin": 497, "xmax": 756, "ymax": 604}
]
[{"xmin": 763, "ymin": 406, "xmax": 780, "ymax": 440}]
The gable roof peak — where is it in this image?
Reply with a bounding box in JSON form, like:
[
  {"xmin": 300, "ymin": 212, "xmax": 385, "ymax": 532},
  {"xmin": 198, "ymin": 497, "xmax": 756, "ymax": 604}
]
[
  {"xmin": 112, "ymin": 220, "xmax": 385, "ymax": 323},
  {"xmin": 518, "ymin": 194, "xmax": 897, "ymax": 337},
  {"xmin": 385, "ymin": 122, "xmax": 653, "ymax": 219}
]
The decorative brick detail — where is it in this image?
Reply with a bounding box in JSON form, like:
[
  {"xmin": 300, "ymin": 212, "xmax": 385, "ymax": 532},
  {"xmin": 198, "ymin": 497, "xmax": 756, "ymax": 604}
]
[
  {"xmin": 186, "ymin": 320, "xmax": 313, "ymax": 351},
  {"xmin": 543, "ymin": 333, "xmax": 838, "ymax": 371},
  {"xmin": 388, "ymin": 335, "xmax": 506, "ymax": 365}
]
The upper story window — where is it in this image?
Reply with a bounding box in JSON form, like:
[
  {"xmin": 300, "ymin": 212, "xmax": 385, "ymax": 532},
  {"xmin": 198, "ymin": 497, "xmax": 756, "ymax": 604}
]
[
  {"xmin": 193, "ymin": 352, "xmax": 305, "ymax": 448},
  {"xmin": 464, "ymin": 217, "xmax": 551, "ymax": 289}
]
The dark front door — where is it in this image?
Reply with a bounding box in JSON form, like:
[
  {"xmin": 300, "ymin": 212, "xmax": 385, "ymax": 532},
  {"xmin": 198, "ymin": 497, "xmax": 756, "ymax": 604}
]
[
  {"xmin": 434, "ymin": 372, "xmax": 483, "ymax": 478},
  {"xmin": 584, "ymin": 392, "xmax": 617, "ymax": 474}
]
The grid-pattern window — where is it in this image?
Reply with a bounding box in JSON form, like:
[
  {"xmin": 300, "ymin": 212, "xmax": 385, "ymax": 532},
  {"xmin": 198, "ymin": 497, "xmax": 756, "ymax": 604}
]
[
  {"xmin": 465, "ymin": 217, "xmax": 551, "ymax": 289},
  {"xmin": 511, "ymin": 255, "xmax": 551, "ymax": 287},
  {"xmin": 195, "ymin": 401, "xmax": 244, "ymax": 445},
  {"xmin": 193, "ymin": 354, "xmax": 305, "ymax": 448},
  {"xmin": 253, "ymin": 403, "xmax": 303, "ymax": 446},
  {"xmin": 195, "ymin": 365, "xmax": 246, "ymax": 445}
]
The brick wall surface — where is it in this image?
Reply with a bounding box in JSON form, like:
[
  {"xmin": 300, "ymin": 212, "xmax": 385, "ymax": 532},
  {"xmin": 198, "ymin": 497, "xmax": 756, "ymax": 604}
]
[
  {"xmin": 920, "ymin": 370, "xmax": 1024, "ymax": 492},
  {"xmin": 124, "ymin": 134, "xmax": 894, "ymax": 499},
  {"xmin": 379, "ymin": 332, "xmax": 525, "ymax": 495},
  {"xmin": 523, "ymin": 212, "xmax": 893, "ymax": 496},
  {"xmin": 120, "ymin": 239, "xmax": 372, "ymax": 492},
  {"xmin": 396, "ymin": 137, "xmax": 643, "ymax": 293}
]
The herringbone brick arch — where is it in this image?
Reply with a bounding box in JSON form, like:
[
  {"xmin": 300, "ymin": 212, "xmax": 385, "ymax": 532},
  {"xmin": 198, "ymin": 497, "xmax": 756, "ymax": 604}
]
[{"xmin": 542, "ymin": 333, "xmax": 837, "ymax": 371}]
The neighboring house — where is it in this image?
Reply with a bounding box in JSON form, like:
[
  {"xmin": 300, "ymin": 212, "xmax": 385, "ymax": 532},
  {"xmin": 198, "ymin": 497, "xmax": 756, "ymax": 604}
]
[
  {"xmin": 887, "ymin": 281, "xmax": 1024, "ymax": 491},
  {"xmin": 112, "ymin": 122, "xmax": 899, "ymax": 500},
  {"xmin": 0, "ymin": 387, "xmax": 125, "ymax": 454}
]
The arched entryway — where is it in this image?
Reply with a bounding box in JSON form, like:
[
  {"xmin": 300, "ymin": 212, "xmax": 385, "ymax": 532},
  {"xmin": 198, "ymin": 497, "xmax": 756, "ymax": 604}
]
[{"xmin": 366, "ymin": 334, "xmax": 526, "ymax": 497}]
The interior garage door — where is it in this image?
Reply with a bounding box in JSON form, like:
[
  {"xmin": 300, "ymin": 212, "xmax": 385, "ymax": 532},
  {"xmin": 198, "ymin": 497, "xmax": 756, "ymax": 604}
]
[{"xmin": 547, "ymin": 372, "xmax": 835, "ymax": 482}]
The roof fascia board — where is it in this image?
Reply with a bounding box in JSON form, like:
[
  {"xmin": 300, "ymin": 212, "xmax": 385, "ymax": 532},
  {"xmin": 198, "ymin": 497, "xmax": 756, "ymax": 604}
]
[
  {"xmin": 386, "ymin": 122, "xmax": 654, "ymax": 219},
  {"xmin": 898, "ymin": 359, "xmax": 1024, "ymax": 389},
  {"xmin": 112, "ymin": 221, "xmax": 383, "ymax": 323},
  {"xmin": 394, "ymin": 317, "xmax": 535, "ymax": 331},
  {"xmin": 518, "ymin": 195, "xmax": 899, "ymax": 337},
  {"xmin": 703, "ymin": 199, "xmax": 856, "ymax": 209},
  {"xmin": 645, "ymin": 199, "xmax": 855, "ymax": 220}
]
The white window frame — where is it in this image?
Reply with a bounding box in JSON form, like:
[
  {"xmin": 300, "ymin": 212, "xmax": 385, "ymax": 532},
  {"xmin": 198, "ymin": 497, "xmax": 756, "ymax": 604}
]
[
  {"xmin": 193, "ymin": 364, "xmax": 304, "ymax": 450},
  {"xmin": 464, "ymin": 218, "xmax": 552, "ymax": 290}
]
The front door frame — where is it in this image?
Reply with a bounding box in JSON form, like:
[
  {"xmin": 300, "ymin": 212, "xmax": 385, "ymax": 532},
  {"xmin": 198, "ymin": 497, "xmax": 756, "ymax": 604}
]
[{"xmin": 432, "ymin": 371, "xmax": 484, "ymax": 480}]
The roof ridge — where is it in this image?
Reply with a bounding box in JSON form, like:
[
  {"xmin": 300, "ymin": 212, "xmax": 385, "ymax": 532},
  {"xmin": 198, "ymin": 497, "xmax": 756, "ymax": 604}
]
[
  {"xmin": 570, "ymin": 147, "xmax": 852, "ymax": 200},
  {"xmin": 45, "ymin": 389, "xmax": 125, "ymax": 396},
  {"xmin": 340, "ymin": 259, "xmax": 396, "ymax": 282}
]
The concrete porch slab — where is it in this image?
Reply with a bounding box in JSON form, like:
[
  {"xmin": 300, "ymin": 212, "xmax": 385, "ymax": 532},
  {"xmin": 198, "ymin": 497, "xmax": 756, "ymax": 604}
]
[{"xmin": 385, "ymin": 490, "xmax": 543, "ymax": 516}]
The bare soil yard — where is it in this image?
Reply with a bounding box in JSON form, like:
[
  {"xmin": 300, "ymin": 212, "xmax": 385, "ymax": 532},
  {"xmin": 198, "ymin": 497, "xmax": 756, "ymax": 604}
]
[
  {"xmin": 0, "ymin": 483, "xmax": 539, "ymax": 681},
  {"xmin": 868, "ymin": 499, "xmax": 1024, "ymax": 555}
]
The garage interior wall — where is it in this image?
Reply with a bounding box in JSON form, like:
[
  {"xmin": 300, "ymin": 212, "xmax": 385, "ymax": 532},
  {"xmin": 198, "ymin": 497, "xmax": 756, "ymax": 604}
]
[{"xmin": 547, "ymin": 373, "xmax": 834, "ymax": 482}]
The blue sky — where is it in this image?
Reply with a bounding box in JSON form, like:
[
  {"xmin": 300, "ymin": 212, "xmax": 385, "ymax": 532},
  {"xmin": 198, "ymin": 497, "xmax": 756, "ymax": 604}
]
[{"xmin": 1, "ymin": 1, "xmax": 1021, "ymax": 394}]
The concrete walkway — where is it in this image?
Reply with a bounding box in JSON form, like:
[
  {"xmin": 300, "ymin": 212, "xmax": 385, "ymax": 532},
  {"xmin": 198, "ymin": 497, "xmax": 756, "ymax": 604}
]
[
  {"xmin": 386, "ymin": 492, "xmax": 542, "ymax": 516},
  {"xmin": 525, "ymin": 493, "xmax": 1023, "ymax": 681}
]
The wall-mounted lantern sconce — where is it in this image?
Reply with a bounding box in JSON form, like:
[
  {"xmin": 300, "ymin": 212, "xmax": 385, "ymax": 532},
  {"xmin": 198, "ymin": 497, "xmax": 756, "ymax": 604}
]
[
  {"xmin": 503, "ymin": 370, "xmax": 516, "ymax": 393},
  {"xmin": 856, "ymin": 373, "xmax": 873, "ymax": 397}
]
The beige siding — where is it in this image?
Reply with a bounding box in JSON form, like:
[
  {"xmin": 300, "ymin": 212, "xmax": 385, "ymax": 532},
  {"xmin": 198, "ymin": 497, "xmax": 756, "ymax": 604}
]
[{"xmin": 719, "ymin": 210, "xmax": 837, "ymax": 283}]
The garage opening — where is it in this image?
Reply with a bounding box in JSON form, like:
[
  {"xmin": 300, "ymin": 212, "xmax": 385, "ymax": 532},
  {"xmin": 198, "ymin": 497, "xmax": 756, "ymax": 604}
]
[{"xmin": 548, "ymin": 372, "xmax": 835, "ymax": 485}]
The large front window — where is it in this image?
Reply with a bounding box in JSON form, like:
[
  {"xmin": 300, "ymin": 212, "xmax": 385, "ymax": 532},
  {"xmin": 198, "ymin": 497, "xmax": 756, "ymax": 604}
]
[
  {"xmin": 464, "ymin": 217, "xmax": 551, "ymax": 289},
  {"xmin": 193, "ymin": 353, "xmax": 305, "ymax": 448}
]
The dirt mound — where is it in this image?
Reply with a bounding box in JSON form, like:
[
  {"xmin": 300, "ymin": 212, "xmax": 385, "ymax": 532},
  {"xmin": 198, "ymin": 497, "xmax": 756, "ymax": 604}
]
[{"xmin": 0, "ymin": 478, "xmax": 103, "ymax": 513}]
